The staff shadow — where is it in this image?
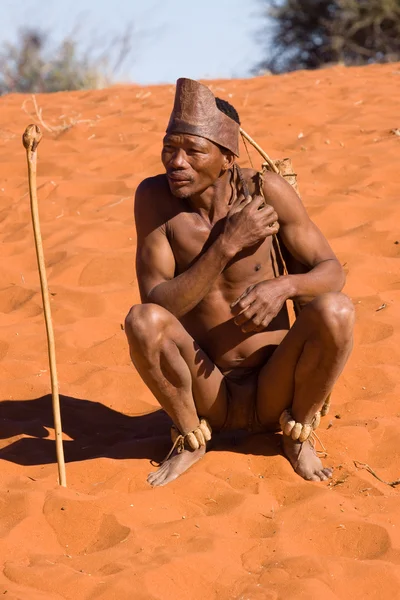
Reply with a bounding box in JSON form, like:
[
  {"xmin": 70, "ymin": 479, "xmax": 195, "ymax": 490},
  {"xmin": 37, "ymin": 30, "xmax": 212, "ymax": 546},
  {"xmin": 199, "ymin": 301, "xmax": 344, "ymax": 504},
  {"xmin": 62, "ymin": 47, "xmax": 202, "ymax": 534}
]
[{"xmin": 0, "ymin": 394, "xmax": 281, "ymax": 467}]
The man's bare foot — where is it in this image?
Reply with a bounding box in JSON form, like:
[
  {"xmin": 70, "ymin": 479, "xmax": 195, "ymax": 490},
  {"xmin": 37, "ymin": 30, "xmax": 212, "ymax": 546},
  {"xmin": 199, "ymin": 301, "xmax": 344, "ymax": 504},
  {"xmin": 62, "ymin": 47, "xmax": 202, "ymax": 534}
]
[
  {"xmin": 282, "ymin": 435, "xmax": 333, "ymax": 482},
  {"xmin": 147, "ymin": 445, "xmax": 206, "ymax": 487}
]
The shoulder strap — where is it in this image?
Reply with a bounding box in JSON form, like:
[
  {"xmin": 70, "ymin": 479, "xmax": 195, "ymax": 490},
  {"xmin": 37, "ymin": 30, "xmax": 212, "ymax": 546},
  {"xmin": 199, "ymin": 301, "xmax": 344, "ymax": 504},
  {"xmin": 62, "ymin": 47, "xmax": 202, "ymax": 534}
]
[{"xmin": 256, "ymin": 166, "xmax": 288, "ymax": 278}]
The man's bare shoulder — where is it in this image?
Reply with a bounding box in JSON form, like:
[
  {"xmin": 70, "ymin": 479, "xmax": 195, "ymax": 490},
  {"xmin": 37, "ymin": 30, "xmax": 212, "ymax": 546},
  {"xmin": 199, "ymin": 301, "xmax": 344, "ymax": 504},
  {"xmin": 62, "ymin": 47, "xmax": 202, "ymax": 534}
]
[
  {"xmin": 134, "ymin": 175, "xmax": 175, "ymax": 237},
  {"xmin": 136, "ymin": 174, "xmax": 169, "ymax": 201},
  {"xmin": 240, "ymin": 167, "xmax": 282, "ymax": 193},
  {"xmin": 135, "ymin": 174, "xmax": 179, "ymax": 219},
  {"xmin": 242, "ymin": 165, "xmax": 305, "ymax": 214}
]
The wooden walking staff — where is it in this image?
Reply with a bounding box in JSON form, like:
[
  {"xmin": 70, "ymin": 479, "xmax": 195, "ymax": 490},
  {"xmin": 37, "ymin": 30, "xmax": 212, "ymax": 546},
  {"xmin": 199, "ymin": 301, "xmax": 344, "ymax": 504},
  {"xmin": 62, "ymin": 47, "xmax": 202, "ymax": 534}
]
[{"xmin": 22, "ymin": 124, "xmax": 67, "ymax": 487}]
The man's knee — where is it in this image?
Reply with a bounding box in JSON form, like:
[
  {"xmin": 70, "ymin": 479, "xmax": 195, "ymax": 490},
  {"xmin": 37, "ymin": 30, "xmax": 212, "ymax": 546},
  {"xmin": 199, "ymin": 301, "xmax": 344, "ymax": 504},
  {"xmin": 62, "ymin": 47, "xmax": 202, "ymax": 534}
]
[
  {"xmin": 309, "ymin": 292, "xmax": 355, "ymax": 341},
  {"xmin": 124, "ymin": 303, "xmax": 172, "ymax": 347}
]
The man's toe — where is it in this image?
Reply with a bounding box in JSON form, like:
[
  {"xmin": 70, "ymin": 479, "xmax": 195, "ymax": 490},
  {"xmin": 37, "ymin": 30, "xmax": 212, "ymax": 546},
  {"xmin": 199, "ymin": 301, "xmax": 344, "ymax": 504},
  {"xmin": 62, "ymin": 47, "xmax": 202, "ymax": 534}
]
[
  {"xmin": 147, "ymin": 472, "xmax": 157, "ymax": 485},
  {"xmin": 148, "ymin": 471, "xmax": 166, "ymax": 487},
  {"xmin": 307, "ymin": 472, "xmax": 322, "ymax": 481},
  {"xmin": 147, "ymin": 469, "xmax": 164, "ymax": 486}
]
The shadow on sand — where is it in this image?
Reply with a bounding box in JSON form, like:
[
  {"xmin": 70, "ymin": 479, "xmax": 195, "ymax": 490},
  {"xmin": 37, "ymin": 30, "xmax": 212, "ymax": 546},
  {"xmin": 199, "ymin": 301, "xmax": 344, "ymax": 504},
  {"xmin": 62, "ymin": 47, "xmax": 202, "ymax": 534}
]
[{"xmin": 0, "ymin": 395, "xmax": 281, "ymax": 467}]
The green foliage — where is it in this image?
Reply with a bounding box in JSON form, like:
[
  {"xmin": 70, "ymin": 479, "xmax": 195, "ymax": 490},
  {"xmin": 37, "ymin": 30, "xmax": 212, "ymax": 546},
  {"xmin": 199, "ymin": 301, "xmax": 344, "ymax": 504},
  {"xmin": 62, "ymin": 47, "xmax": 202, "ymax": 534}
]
[
  {"xmin": 0, "ymin": 28, "xmax": 130, "ymax": 95},
  {"xmin": 256, "ymin": 0, "xmax": 400, "ymax": 73}
]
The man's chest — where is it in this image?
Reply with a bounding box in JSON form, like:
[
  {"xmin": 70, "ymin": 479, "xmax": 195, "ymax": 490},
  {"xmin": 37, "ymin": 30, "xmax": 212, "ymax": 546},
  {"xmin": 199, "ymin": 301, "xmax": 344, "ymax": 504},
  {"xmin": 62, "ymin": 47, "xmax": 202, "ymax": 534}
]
[{"xmin": 165, "ymin": 211, "xmax": 275, "ymax": 282}]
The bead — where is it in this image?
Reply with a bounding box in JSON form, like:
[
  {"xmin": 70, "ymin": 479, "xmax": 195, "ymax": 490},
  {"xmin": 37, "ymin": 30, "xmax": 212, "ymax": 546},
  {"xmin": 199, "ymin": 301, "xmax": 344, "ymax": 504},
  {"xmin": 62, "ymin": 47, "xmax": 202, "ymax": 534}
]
[
  {"xmin": 194, "ymin": 428, "xmax": 205, "ymax": 446},
  {"xmin": 280, "ymin": 409, "xmax": 320, "ymax": 443},
  {"xmin": 299, "ymin": 424, "xmax": 312, "ymax": 443},
  {"xmin": 186, "ymin": 431, "xmax": 199, "ymax": 450},
  {"xmin": 284, "ymin": 420, "xmax": 296, "ymax": 436},
  {"xmin": 170, "ymin": 419, "xmax": 212, "ymax": 452},
  {"xmin": 291, "ymin": 422, "xmax": 302, "ymax": 440},
  {"xmin": 313, "ymin": 411, "xmax": 321, "ymax": 430},
  {"xmin": 279, "ymin": 410, "xmax": 291, "ymax": 428},
  {"xmin": 199, "ymin": 419, "xmax": 212, "ymax": 441}
]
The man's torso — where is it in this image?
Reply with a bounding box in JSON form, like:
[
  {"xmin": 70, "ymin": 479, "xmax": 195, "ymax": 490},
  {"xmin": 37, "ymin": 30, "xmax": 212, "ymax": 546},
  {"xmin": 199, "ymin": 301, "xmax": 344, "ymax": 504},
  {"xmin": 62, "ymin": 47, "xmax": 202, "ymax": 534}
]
[{"xmin": 145, "ymin": 170, "xmax": 290, "ymax": 371}]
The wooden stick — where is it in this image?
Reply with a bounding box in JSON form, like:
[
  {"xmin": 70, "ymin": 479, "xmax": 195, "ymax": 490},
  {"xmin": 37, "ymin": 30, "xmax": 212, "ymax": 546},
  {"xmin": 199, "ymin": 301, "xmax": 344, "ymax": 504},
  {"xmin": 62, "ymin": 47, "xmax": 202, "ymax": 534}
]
[
  {"xmin": 353, "ymin": 460, "xmax": 400, "ymax": 488},
  {"xmin": 239, "ymin": 127, "xmax": 279, "ymax": 174},
  {"xmin": 22, "ymin": 124, "xmax": 67, "ymax": 487}
]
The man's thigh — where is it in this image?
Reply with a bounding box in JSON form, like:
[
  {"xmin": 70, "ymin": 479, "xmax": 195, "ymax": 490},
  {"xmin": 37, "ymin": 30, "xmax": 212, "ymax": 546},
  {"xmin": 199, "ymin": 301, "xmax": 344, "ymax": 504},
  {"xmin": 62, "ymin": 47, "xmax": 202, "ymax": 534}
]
[
  {"xmin": 256, "ymin": 292, "xmax": 353, "ymax": 426},
  {"xmin": 170, "ymin": 317, "xmax": 228, "ymax": 429}
]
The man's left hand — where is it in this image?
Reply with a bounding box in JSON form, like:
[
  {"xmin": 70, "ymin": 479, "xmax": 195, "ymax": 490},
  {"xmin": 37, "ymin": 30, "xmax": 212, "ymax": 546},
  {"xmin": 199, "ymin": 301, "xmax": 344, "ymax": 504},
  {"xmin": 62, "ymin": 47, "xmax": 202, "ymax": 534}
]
[{"xmin": 231, "ymin": 278, "xmax": 291, "ymax": 333}]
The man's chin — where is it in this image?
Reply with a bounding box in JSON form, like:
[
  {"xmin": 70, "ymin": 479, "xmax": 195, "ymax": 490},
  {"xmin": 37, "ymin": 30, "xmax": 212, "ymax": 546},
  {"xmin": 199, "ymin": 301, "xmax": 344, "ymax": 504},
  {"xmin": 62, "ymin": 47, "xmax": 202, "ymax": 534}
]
[{"xmin": 168, "ymin": 181, "xmax": 193, "ymax": 199}]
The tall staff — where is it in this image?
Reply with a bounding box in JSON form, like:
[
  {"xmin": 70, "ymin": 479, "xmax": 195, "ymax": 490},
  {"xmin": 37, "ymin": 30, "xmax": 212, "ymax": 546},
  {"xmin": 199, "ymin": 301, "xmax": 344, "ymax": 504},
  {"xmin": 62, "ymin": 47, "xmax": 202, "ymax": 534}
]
[{"xmin": 23, "ymin": 124, "xmax": 67, "ymax": 487}]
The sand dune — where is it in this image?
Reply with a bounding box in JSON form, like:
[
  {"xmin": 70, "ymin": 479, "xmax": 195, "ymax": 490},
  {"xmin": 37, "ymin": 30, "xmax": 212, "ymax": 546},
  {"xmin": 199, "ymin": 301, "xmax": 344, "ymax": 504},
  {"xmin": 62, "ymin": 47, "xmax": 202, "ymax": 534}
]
[{"xmin": 0, "ymin": 63, "xmax": 400, "ymax": 598}]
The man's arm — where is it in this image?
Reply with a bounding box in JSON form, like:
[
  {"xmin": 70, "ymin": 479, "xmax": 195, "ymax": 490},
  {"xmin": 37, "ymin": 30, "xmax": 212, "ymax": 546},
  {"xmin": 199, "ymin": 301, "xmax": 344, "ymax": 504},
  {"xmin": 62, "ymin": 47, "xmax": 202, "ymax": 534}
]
[
  {"xmin": 264, "ymin": 172, "xmax": 345, "ymax": 304},
  {"xmin": 135, "ymin": 177, "xmax": 280, "ymax": 318},
  {"xmin": 135, "ymin": 179, "xmax": 235, "ymax": 318},
  {"xmin": 231, "ymin": 172, "xmax": 346, "ymax": 332}
]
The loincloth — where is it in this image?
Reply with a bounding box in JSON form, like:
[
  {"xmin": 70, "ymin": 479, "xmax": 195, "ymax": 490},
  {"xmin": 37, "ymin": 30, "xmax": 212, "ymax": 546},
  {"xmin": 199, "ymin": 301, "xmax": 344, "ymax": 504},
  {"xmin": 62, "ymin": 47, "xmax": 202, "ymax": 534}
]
[{"xmin": 221, "ymin": 366, "xmax": 272, "ymax": 433}]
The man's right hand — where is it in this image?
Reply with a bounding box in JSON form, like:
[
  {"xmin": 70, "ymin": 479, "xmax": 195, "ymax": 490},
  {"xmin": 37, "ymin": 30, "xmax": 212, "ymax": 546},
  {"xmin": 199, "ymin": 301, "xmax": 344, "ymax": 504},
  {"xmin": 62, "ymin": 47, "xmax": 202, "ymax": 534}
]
[{"xmin": 222, "ymin": 193, "xmax": 280, "ymax": 256}]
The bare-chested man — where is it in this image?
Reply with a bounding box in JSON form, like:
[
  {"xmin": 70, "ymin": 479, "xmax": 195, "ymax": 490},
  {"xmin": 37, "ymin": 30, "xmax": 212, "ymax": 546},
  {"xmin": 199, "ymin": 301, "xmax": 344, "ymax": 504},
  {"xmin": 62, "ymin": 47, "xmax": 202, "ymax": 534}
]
[{"xmin": 125, "ymin": 78, "xmax": 354, "ymax": 487}]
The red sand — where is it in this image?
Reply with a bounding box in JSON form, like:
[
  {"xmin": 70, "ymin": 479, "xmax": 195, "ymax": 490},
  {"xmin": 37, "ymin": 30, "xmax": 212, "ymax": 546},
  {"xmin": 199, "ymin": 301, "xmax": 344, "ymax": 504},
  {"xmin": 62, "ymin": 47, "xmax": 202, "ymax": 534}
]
[{"xmin": 0, "ymin": 63, "xmax": 400, "ymax": 599}]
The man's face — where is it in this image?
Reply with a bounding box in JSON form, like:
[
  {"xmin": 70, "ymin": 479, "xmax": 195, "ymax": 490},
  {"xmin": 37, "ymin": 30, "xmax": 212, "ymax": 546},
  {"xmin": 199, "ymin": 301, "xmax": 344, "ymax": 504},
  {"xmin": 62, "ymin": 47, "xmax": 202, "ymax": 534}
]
[{"xmin": 161, "ymin": 133, "xmax": 227, "ymax": 198}]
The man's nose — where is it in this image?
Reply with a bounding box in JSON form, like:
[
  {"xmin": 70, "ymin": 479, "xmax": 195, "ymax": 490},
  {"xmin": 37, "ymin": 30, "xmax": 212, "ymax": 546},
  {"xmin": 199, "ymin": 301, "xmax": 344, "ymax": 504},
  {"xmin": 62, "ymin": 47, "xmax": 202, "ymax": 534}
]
[{"xmin": 169, "ymin": 148, "xmax": 187, "ymax": 168}]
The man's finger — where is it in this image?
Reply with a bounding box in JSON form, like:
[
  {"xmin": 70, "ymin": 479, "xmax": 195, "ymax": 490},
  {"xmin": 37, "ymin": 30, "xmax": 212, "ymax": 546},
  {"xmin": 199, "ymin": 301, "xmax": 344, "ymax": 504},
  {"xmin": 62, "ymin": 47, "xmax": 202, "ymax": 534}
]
[
  {"xmin": 263, "ymin": 209, "xmax": 279, "ymax": 223},
  {"xmin": 230, "ymin": 285, "xmax": 255, "ymax": 309},
  {"xmin": 241, "ymin": 195, "xmax": 253, "ymax": 210},
  {"xmin": 250, "ymin": 195, "xmax": 270, "ymax": 210},
  {"xmin": 231, "ymin": 294, "xmax": 256, "ymax": 315},
  {"xmin": 254, "ymin": 315, "xmax": 273, "ymax": 332},
  {"xmin": 233, "ymin": 302, "xmax": 258, "ymax": 325},
  {"xmin": 234, "ymin": 311, "xmax": 254, "ymax": 327},
  {"xmin": 267, "ymin": 221, "xmax": 280, "ymax": 235},
  {"xmin": 239, "ymin": 311, "xmax": 265, "ymax": 332},
  {"xmin": 231, "ymin": 192, "xmax": 252, "ymax": 209}
]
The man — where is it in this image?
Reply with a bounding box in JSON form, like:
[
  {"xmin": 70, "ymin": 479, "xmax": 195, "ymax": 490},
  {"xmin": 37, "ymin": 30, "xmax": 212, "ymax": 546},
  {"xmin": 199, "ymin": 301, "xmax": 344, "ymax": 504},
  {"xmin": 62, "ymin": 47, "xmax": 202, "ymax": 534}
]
[{"xmin": 125, "ymin": 78, "xmax": 354, "ymax": 487}]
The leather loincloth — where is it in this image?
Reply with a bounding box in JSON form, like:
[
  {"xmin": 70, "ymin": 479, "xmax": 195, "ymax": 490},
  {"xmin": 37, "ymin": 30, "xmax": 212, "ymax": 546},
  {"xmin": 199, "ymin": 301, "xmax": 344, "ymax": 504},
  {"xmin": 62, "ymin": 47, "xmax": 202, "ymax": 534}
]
[{"xmin": 221, "ymin": 366, "xmax": 277, "ymax": 433}]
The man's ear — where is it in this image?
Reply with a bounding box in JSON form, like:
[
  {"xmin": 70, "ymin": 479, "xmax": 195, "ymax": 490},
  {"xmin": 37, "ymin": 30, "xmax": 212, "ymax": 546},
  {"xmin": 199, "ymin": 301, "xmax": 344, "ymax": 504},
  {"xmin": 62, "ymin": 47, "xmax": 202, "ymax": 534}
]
[{"xmin": 221, "ymin": 150, "xmax": 235, "ymax": 171}]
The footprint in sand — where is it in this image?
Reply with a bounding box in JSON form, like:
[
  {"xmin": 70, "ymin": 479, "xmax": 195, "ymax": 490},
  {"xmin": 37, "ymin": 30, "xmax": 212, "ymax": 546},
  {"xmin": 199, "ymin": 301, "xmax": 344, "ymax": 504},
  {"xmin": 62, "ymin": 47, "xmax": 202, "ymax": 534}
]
[
  {"xmin": 0, "ymin": 339, "xmax": 9, "ymax": 361},
  {"xmin": 0, "ymin": 491, "xmax": 28, "ymax": 538},
  {"xmin": 54, "ymin": 179, "xmax": 132, "ymax": 199},
  {"xmin": 50, "ymin": 288, "xmax": 105, "ymax": 323},
  {"xmin": 90, "ymin": 577, "xmax": 158, "ymax": 600},
  {"xmin": 359, "ymin": 320, "xmax": 394, "ymax": 345},
  {"xmin": 202, "ymin": 489, "xmax": 245, "ymax": 517},
  {"xmin": 0, "ymin": 286, "xmax": 36, "ymax": 314},
  {"xmin": 3, "ymin": 223, "xmax": 30, "ymax": 244},
  {"xmin": 344, "ymin": 365, "xmax": 395, "ymax": 399},
  {"xmin": 44, "ymin": 250, "xmax": 67, "ymax": 268},
  {"xmin": 296, "ymin": 520, "xmax": 390, "ymax": 560},
  {"xmin": 0, "ymin": 286, "xmax": 42, "ymax": 319},
  {"xmin": 78, "ymin": 255, "xmax": 134, "ymax": 286},
  {"xmin": 43, "ymin": 495, "xmax": 130, "ymax": 555},
  {"xmin": 207, "ymin": 467, "xmax": 260, "ymax": 494},
  {"xmin": 233, "ymin": 579, "xmax": 279, "ymax": 600}
]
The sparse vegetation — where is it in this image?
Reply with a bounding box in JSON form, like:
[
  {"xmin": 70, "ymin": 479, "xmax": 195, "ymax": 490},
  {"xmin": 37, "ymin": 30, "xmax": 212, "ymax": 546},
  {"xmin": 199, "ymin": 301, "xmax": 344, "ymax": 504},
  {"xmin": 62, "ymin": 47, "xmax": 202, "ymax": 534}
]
[
  {"xmin": 0, "ymin": 28, "xmax": 133, "ymax": 95},
  {"xmin": 256, "ymin": 0, "xmax": 400, "ymax": 74}
]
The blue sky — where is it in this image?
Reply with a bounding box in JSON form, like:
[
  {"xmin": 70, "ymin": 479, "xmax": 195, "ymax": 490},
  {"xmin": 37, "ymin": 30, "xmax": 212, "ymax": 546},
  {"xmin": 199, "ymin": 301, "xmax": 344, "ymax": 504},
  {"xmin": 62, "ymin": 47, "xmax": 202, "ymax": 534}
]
[{"xmin": 1, "ymin": 0, "xmax": 269, "ymax": 84}]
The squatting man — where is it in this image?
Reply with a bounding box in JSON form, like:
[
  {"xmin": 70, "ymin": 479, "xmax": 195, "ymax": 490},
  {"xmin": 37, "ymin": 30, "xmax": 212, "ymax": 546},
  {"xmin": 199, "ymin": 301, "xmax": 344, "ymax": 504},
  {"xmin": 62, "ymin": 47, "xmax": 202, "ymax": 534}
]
[{"xmin": 125, "ymin": 78, "xmax": 354, "ymax": 487}]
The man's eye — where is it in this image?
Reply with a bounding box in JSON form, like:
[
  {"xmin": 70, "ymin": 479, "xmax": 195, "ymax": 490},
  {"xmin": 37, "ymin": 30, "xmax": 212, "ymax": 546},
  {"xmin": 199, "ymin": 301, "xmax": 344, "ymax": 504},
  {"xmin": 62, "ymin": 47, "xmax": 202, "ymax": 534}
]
[{"xmin": 163, "ymin": 145, "xmax": 173, "ymax": 152}]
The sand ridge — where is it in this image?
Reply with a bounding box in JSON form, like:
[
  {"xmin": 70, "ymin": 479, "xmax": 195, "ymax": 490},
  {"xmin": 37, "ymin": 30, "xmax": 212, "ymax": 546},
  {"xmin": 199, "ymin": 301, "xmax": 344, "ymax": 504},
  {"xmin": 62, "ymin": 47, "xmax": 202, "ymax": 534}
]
[{"xmin": 0, "ymin": 63, "xmax": 400, "ymax": 598}]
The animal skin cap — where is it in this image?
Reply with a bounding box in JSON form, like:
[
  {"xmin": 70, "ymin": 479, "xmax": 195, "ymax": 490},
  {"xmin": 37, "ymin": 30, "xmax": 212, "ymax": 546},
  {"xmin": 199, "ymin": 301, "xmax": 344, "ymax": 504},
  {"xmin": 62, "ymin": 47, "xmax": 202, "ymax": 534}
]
[{"xmin": 166, "ymin": 78, "xmax": 240, "ymax": 157}]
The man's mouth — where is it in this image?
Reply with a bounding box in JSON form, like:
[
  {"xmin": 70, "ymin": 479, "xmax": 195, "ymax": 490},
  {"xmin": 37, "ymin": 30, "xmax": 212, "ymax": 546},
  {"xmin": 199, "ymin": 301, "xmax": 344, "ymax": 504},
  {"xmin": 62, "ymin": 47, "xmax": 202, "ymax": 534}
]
[{"xmin": 167, "ymin": 172, "xmax": 192, "ymax": 183}]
